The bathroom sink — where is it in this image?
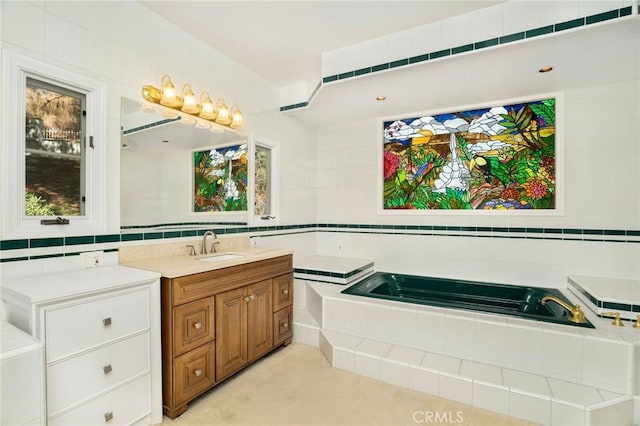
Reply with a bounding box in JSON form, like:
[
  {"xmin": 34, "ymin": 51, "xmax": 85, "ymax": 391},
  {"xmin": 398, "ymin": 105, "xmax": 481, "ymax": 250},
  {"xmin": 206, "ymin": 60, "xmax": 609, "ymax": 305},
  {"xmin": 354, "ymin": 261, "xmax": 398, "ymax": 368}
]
[{"xmin": 197, "ymin": 253, "xmax": 245, "ymax": 262}]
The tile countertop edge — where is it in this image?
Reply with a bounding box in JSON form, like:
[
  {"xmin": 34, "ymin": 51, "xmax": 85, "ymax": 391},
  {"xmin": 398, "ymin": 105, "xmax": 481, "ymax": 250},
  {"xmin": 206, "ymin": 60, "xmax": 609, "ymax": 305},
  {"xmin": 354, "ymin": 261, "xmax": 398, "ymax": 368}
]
[
  {"xmin": 120, "ymin": 248, "xmax": 293, "ymax": 278},
  {"xmin": 569, "ymin": 275, "xmax": 640, "ymax": 305}
]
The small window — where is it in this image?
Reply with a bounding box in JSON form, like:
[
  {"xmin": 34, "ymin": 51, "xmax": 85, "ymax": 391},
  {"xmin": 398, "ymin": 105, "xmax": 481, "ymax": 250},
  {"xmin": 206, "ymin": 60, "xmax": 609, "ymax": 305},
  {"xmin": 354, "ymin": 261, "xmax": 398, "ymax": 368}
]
[
  {"xmin": 249, "ymin": 135, "xmax": 278, "ymax": 224},
  {"xmin": 1, "ymin": 50, "xmax": 107, "ymax": 238},
  {"xmin": 254, "ymin": 145, "xmax": 271, "ymax": 216},
  {"xmin": 25, "ymin": 78, "xmax": 86, "ymax": 216}
]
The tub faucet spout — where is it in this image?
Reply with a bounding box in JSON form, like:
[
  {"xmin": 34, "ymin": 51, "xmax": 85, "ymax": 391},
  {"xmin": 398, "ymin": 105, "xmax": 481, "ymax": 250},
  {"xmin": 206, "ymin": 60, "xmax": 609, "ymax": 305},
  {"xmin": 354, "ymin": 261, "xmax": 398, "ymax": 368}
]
[{"xmin": 541, "ymin": 296, "xmax": 586, "ymax": 324}]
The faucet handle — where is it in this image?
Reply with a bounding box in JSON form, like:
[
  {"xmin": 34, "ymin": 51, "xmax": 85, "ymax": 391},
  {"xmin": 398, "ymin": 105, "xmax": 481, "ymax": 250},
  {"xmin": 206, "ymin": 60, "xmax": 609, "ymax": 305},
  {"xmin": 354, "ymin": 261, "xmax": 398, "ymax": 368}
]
[
  {"xmin": 210, "ymin": 240, "xmax": 220, "ymax": 253},
  {"xmin": 185, "ymin": 245, "xmax": 196, "ymax": 256},
  {"xmin": 602, "ymin": 312, "xmax": 624, "ymax": 327},
  {"xmin": 633, "ymin": 314, "xmax": 640, "ymax": 329}
]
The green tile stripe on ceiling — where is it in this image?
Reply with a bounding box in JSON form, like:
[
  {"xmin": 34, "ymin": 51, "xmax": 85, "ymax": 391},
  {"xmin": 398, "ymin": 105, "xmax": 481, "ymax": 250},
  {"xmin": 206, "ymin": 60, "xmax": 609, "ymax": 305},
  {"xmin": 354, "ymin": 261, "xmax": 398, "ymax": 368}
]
[{"xmin": 282, "ymin": 6, "xmax": 632, "ymax": 112}]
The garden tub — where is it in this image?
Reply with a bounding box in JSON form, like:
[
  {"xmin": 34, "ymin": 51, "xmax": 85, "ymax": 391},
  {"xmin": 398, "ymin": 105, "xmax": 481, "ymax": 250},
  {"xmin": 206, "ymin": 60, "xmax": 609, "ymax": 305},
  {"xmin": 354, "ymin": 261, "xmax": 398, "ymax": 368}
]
[{"xmin": 341, "ymin": 272, "xmax": 594, "ymax": 328}]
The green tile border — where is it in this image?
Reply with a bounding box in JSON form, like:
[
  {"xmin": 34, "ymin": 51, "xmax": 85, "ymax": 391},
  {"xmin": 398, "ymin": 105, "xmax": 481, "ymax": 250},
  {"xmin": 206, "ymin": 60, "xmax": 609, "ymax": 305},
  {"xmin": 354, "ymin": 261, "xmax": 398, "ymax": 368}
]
[
  {"xmin": 65, "ymin": 235, "xmax": 95, "ymax": 245},
  {"xmin": 281, "ymin": 5, "xmax": 633, "ymax": 112},
  {"xmin": 122, "ymin": 117, "xmax": 181, "ymax": 135},
  {"xmin": 1, "ymin": 223, "xmax": 638, "ymax": 263}
]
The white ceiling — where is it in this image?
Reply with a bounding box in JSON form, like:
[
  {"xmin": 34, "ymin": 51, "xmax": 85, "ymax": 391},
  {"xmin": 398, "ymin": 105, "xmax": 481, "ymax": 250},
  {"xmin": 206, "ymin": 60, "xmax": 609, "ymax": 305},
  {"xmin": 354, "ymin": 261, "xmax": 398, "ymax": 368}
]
[
  {"xmin": 141, "ymin": 1, "xmax": 505, "ymax": 88},
  {"xmin": 136, "ymin": 1, "xmax": 639, "ymax": 131}
]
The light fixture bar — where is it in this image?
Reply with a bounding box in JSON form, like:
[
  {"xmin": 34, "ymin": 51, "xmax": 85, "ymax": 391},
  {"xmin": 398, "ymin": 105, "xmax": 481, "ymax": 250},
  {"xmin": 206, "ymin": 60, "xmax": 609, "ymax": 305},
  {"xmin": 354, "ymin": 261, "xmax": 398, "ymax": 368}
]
[{"xmin": 141, "ymin": 75, "xmax": 243, "ymax": 130}]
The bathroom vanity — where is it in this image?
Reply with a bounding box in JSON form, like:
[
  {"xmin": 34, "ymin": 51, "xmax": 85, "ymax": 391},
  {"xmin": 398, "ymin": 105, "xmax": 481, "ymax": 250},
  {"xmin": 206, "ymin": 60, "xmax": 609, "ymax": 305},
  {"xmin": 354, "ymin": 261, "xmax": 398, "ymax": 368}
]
[{"xmin": 123, "ymin": 248, "xmax": 293, "ymax": 418}]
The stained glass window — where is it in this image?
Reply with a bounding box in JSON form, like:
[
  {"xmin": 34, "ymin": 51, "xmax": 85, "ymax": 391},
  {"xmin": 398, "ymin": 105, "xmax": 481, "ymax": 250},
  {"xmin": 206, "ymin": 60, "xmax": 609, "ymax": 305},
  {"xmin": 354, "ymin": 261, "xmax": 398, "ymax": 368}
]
[
  {"xmin": 382, "ymin": 98, "xmax": 556, "ymax": 210},
  {"xmin": 193, "ymin": 144, "xmax": 248, "ymax": 212}
]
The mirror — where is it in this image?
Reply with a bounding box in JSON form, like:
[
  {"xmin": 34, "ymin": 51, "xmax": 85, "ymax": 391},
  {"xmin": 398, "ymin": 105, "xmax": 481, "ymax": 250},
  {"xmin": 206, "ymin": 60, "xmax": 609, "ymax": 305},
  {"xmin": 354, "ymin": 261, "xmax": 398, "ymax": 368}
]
[{"xmin": 120, "ymin": 98, "xmax": 248, "ymax": 233}]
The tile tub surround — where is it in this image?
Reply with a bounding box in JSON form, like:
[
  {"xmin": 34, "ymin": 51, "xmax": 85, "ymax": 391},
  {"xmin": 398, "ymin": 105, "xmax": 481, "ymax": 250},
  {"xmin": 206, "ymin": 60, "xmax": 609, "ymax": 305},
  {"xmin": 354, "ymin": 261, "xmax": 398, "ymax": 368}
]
[
  {"xmin": 569, "ymin": 275, "xmax": 640, "ymax": 322},
  {"xmin": 293, "ymin": 279, "xmax": 640, "ymax": 425},
  {"xmin": 293, "ymin": 255, "xmax": 374, "ymax": 285}
]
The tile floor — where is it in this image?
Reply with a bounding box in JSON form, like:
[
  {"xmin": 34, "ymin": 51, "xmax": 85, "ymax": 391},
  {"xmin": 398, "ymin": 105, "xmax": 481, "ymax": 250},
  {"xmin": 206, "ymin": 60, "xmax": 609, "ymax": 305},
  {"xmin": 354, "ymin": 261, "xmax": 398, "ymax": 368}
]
[{"xmin": 162, "ymin": 343, "xmax": 535, "ymax": 426}]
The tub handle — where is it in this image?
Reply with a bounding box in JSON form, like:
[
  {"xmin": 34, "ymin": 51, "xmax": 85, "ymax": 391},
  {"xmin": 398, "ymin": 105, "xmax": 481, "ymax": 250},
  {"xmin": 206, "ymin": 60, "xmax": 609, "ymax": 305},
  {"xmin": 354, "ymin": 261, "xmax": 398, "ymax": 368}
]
[{"xmin": 601, "ymin": 312, "xmax": 624, "ymax": 327}]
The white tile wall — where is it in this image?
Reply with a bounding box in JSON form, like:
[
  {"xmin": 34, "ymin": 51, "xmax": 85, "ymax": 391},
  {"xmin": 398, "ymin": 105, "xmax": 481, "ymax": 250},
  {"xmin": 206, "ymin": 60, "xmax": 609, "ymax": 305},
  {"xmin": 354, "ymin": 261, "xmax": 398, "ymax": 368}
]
[
  {"xmin": 439, "ymin": 373, "xmax": 472, "ymax": 405},
  {"xmin": 582, "ymin": 337, "xmax": 633, "ymax": 393},
  {"xmin": 551, "ymin": 400, "xmax": 586, "ymax": 426},
  {"xmin": 314, "ymin": 77, "xmax": 639, "ymax": 285},
  {"xmin": 509, "ymin": 390, "xmax": 552, "ymax": 425},
  {"xmin": 1, "ymin": 0, "xmax": 316, "ymax": 243},
  {"xmin": 354, "ymin": 339, "xmax": 391, "ymax": 380},
  {"xmin": 472, "ymin": 381, "xmax": 510, "ymax": 415}
]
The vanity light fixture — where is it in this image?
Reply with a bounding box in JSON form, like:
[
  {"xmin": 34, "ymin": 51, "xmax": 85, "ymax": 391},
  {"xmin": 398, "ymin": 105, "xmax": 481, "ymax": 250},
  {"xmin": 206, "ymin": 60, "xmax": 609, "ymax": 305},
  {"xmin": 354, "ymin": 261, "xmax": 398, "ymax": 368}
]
[
  {"xmin": 538, "ymin": 66, "xmax": 553, "ymax": 73},
  {"xmin": 215, "ymin": 98, "xmax": 231, "ymax": 125},
  {"xmin": 160, "ymin": 75, "xmax": 181, "ymax": 107},
  {"xmin": 376, "ymin": 96, "xmax": 386, "ymax": 101},
  {"xmin": 199, "ymin": 91, "xmax": 217, "ymax": 120},
  {"xmin": 230, "ymin": 104, "xmax": 243, "ymax": 129},
  {"xmin": 181, "ymin": 84, "xmax": 199, "ymax": 114},
  {"xmin": 142, "ymin": 75, "xmax": 243, "ymax": 130}
]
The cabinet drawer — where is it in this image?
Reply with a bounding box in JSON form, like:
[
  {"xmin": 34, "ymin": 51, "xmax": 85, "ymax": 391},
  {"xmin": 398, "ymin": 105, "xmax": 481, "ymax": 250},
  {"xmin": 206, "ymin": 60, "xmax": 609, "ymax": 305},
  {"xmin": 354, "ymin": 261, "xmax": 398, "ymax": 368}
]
[
  {"xmin": 174, "ymin": 343, "xmax": 215, "ymax": 406},
  {"xmin": 48, "ymin": 373, "xmax": 150, "ymax": 426},
  {"xmin": 173, "ymin": 297, "xmax": 214, "ymax": 356},
  {"xmin": 273, "ymin": 305, "xmax": 293, "ymax": 346},
  {"xmin": 46, "ymin": 289, "xmax": 149, "ymax": 362},
  {"xmin": 47, "ymin": 332, "xmax": 150, "ymax": 417},
  {"xmin": 272, "ymin": 273, "xmax": 293, "ymax": 312}
]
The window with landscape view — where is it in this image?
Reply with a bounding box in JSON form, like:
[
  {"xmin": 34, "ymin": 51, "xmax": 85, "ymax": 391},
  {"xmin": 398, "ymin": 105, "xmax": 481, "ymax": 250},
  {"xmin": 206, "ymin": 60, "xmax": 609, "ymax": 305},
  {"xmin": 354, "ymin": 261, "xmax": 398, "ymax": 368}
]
[{"xmin": 25, "ymin": 78, "xmax": 86, "ymax": 216}]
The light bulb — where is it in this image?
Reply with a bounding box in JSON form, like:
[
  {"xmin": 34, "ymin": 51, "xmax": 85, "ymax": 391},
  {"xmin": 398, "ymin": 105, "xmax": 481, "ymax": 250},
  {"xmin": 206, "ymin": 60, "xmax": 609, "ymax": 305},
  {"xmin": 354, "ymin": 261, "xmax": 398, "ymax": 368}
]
[{"xmin": 181, "ymin": 84, "xmax": 199, "ymax": 114}]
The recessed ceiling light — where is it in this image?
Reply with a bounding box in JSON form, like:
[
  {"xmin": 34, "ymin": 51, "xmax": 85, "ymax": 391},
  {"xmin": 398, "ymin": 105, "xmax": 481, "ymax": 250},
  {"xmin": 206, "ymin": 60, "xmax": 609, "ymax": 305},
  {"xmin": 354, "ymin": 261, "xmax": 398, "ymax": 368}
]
[
  {"xmin": 376, "ymin": 96, "xmax": 386, "ymax": 101},
  {"xmin": 538, "ymin": 66, "xmax": 553, "ymax": 73},
  {"xmin": 161, "ymin": 139, "xmax": 169, "ymax": 143}
]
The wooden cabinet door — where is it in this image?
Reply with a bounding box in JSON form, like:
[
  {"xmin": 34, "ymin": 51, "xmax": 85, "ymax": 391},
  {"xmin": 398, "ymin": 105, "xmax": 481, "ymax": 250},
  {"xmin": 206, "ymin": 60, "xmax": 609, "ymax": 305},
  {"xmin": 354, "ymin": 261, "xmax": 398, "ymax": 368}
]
[
  {"xmin": 246, "ymin": 280, "xmax": 273, "ymax": 363},
  {"xmin": 173, "ymin": 297, "xmax": 214, "ymax": 356},
  {"xmin": 215, "ymin": 287, "xmax": 246, "ymax": 381}
]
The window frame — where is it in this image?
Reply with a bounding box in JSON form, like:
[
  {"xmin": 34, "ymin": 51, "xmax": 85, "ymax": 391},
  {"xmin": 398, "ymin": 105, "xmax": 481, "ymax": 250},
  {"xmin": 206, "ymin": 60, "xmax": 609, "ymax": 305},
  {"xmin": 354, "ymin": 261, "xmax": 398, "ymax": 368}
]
[
  {"xmin": 248, "ymin": 134, "xmax": 279, "ymax": 226},
  {"xmin": 1, "ymin": 50, "xmax": 107, "ymax": 238}
]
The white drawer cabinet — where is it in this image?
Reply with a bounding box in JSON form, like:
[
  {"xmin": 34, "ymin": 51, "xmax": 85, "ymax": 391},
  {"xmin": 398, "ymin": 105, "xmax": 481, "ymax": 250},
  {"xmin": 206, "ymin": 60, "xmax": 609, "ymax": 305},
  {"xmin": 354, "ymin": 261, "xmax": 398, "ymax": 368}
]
[
  {"xmin": 1, "ymin": 266, "xmax": 162, "ymax": 426},
  {"xmin": 48, "ymin": 374, "xmax": 151, "ymax": 426},
  {"xmin": 45, "ymin": 289, "xmax": 150, "ymax": 362}
]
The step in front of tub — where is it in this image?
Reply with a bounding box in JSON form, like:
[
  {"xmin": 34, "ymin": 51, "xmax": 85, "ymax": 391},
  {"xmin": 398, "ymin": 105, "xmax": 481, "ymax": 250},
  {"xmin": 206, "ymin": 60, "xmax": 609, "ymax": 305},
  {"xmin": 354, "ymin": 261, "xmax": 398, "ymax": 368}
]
[
  {"xmin": 319, "ymin": 329, "xmax": 635, "ymax": 426},
  {"xmin": 292, "ymin": 305, "xmax": 320, "ymax": 347}
]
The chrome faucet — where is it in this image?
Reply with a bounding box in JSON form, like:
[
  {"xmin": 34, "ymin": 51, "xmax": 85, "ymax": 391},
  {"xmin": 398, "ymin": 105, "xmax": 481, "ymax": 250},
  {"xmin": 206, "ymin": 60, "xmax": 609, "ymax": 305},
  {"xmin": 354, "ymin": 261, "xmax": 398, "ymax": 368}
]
[{"xmin": 200, "ymin": 231, "xmax": 220, "ymax": 255}]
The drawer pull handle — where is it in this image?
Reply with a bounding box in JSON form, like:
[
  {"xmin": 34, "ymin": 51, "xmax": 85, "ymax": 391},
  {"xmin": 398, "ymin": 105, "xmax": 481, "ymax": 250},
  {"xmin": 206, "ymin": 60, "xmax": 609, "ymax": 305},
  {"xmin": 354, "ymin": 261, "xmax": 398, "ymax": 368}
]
[
  {"xmin": 282, "ymin": 321, "xmax": 289, "ymax": 330},
  {"xmin": 281, "ymin": 288, "xmax": 289, "ymax": 295},
  {"xmin": 102, "ymin": 317, "xmax": 112, "ymax": 327},
  {"xmin": 103, "ymin": 364, "xmax": 112, "ymax": 374},
  {"xmin": 104, "ymin": 411, "xmax": 113, "ymax": 422},
  {"xmin": 193, "ymin": 322, "xmax": 202, "ymax": 330},
  {"xmin": 243, "ymin": 296, "xmax": 251, "ymax": 302},
  {"xmin": 250, "ymin": 294, "xmax": 257, "ymax": 300},
  {"xmin": 194, "ymin": 369, "xmax": 203, "ymax": 377}
]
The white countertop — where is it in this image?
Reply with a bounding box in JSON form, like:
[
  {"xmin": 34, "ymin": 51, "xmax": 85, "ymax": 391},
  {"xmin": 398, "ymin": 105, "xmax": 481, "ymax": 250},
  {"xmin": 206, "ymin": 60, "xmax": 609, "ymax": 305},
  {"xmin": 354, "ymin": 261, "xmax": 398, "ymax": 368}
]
[
  {"xmin": 569, "ymin": 275, "xmax": 640, "ymax": 305},
  {"xmin": 121, "ymin": 247, "xmax": 292, "ymax": 278},
  {"xmin": 1, "ymin": 265, "xmax": 160, "ymax": 304}
]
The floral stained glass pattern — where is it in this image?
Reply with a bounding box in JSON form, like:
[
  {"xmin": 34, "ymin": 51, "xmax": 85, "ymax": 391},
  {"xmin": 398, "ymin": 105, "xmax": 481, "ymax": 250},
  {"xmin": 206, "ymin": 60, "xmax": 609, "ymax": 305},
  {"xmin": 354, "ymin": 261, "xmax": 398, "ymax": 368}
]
[
  {"xmin": 383, "ymin": 98, "xmax": 556, "ymax": 210},
  {"xmin": 193, "ymin": 144, "xmax": 248, "ymax": 212}
]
